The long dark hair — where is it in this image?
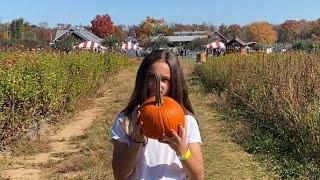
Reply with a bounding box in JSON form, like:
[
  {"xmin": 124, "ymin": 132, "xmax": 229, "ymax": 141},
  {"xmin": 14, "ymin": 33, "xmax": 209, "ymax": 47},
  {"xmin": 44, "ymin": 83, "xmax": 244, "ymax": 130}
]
[{"xmin": 122, "ymin": 50, "xmax": 195, "ymax": 118}]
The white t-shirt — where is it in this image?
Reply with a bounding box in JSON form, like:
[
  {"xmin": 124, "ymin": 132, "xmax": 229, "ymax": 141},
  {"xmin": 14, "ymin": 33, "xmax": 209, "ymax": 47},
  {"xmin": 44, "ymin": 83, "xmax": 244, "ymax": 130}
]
[{"xmin": 110, "ymin": 113, "xmax": 202, "ymax": 180}]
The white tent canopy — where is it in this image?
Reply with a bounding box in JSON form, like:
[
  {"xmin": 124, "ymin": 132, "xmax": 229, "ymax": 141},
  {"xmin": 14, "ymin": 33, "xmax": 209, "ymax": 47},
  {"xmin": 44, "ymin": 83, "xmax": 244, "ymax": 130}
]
[
  {"xmin": 73, "ymin": 41, "xmax": 107, "ymax": 50},
  {"xmin": 205, "ymin": 41, "xmax": 226, "ymax": 49}
]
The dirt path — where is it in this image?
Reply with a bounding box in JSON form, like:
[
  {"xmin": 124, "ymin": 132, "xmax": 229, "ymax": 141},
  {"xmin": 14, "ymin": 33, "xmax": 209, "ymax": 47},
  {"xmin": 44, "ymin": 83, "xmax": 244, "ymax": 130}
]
[
  {"xmin": 0, "ymin": 63, "xmax": 132, "ymax": 180},
  {"xmin": 0, "ymin": 99, "xmax": 107, "ymax": 179},
  {"xmin": 183, "ymin": 60, "xmax": 275, "ymax": 179},
  {"xmin": 0, "ymin": 59, "xmax": 275, "ymax": 179}
]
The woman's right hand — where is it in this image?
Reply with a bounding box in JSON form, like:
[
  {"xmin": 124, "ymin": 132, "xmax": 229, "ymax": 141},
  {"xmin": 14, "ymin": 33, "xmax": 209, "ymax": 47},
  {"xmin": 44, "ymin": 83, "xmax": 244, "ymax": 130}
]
[{"xmin": 130, "ymin": 105, "xmax": 147, "ymax": 143}]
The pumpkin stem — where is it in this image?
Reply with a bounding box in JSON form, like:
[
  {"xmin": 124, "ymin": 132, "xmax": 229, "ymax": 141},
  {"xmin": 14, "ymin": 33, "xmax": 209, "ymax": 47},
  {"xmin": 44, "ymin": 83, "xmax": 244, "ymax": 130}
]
[{"xmin": 156, "ymin": 73, "xmax": 162, "ymax": 106}]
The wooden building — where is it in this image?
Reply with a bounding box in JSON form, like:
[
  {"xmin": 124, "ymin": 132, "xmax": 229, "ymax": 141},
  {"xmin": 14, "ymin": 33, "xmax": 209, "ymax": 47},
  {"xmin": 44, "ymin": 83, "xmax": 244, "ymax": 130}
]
[
  {"xmin": 51, "ymin": 26, "xmax": 102, "ymax": 45},
  {"xmin": 226, "ymin": 38, "xmax": 257, "ymax": 54}
]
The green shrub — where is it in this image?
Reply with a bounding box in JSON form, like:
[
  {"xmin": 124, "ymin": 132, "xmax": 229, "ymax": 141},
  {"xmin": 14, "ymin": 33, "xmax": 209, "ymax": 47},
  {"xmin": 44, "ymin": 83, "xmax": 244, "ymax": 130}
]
[
  {"xmin": 195, "ymin": 52, "xmax": 320, "ymax": 178},
  {"xmin": 0, "ymin": 51, "xmax": 129, "ymax": 147}
]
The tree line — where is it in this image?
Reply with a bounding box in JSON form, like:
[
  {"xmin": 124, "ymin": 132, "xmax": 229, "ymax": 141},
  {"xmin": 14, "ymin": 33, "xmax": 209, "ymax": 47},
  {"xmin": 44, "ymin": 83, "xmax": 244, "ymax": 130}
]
[{"xmin": 1, "ymin": 14, "xmax": 320, "ymax": 50}]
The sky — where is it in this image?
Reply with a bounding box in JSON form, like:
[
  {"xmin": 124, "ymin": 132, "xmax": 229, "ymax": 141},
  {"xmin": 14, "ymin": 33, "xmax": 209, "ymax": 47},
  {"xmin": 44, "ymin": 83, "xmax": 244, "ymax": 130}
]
[{"xmin": 0, "ymin": 0, "xmax": 319, "ymax": 27}]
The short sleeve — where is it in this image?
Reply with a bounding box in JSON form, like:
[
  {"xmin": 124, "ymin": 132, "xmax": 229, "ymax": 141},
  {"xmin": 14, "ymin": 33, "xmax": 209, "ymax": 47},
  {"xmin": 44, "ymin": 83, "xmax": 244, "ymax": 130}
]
[
  {"xmin": 110, "ymin": 113, "xmax": 131, "ymax": 145},
  {"xmin": 186, "ymin": 115, "xmax": 202, "ymax": 144}
]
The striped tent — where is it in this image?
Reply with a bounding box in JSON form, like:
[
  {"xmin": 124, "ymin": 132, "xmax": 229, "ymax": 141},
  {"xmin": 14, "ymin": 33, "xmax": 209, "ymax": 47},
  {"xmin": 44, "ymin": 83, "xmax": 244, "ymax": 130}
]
[
  {"xmin": 121, "ymin": 41, "xmax": 141, "ymax": 51},
  {"xmin": 205, "ymin": 41, "xmax": 226, "ymax": 49},
  {"xmin": 74, "ymin": 41, "xmax": 106, "ymax": 50}
]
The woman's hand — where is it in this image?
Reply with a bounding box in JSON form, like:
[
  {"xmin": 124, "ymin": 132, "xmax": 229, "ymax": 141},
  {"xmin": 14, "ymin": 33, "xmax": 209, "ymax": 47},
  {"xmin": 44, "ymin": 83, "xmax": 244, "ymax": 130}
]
[
  {"xmin": 159, "ymin": 125, "xmax": 188, "ymax": 156},
  {"xmin": 130, "ymin": 105, "xmax": 147, "ymax": 143}
]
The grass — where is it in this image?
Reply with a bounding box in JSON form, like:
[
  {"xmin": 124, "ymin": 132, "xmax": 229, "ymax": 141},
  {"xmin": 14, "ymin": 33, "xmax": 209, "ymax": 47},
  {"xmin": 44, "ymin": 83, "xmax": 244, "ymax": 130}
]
[
  {"xmin": 2, "ymin": 58, "xmax": 276, "ymax": 179},
  {"xmin": 183, "ymin": 59, "xmax": 274, "ymax": 179},
  {"xmin": 43, "ymin": 60, "xmax": 138, "ymax": 179},
  {"xmin": 194, "ymin": 53, "xmax": 320, "ymax": 179},
  {"xmin": 45, "ymin": 58, "xmax": 275, "ymax": 179}
]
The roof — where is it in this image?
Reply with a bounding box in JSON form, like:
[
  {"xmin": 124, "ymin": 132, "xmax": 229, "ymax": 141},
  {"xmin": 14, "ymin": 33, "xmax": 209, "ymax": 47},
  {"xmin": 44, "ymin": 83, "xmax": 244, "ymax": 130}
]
[
  {"xmin": 226, "ymin": 38, "xmax": 247, "ymax": 46},
  {"xmin": 212, "ymin": 30, "xmax": 229, "ymax": 43},
  {"xmin": 173, "ymin": 31, "xmax": 210, "ymax": 36},
  {"xmin": 125, "ymin": 36, "xmax": 139, "ymax": 43},
  {"xmin": 52, "ymin": 27, "xmax": 103, "ymax": 43},
  {"xmin": 151, "ymin": 35, "xmax": 208, "ymax": 42},
  {"xmin": 246, "ymin": 42, "xmax": 257, "ymax": 46}
]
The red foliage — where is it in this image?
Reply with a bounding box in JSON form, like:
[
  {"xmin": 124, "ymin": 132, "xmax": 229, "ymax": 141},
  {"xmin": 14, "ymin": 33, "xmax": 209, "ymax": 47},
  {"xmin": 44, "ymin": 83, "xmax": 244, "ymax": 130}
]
[{"xmin": 91, "ymin": 14, "xmax": 115, "ymax": 38}]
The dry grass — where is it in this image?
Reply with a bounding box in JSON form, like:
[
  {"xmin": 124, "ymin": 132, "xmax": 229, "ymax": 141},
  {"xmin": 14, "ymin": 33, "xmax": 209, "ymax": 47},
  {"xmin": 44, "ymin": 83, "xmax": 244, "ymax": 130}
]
[
  {"xmin": 46, "ymin": 58, "xmax": 274, "ymax": 179},
  {"xmin": 194, "ymin": 53, "xmax": 320, "ymax": 178},
  {"xmin": 183, "ymin": 59, "xmax": 275, "ymax": 179},
  {"xmin": 1, "ymin": 58, "xmax": 275, "ymax": 179},
  {"xmin": 43, "ymin": 60, "xmax": 139, "ymax": 179}
]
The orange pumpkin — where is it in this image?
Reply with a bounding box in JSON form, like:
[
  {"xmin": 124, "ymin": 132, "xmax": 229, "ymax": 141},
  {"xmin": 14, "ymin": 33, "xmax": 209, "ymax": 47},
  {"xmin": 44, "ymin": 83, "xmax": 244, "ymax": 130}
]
[{"xmin": 138, "ymin": 74, "xmax": 185, "ymax": 139}]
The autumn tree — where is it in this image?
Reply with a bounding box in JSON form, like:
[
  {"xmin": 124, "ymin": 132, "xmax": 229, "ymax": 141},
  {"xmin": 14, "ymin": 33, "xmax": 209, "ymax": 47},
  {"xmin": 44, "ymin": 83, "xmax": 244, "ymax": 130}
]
[
  {"xmin": 278, "ymin": 20, "xmax": 301, "ymax": 43},
  {"xmin": 246, "ymin": 21, "xmax": 277, "ymax": 45},
  {"xmin": 128, "ymin": 25, "xmax": 141, "ymax": 38},
  {"xmin": 0, "ymin": 23, "xmax": 10, "ymax": 42},
  {"xmin": 91, "ymin": 14, "xmax": 115, "ymax": 38},
  {"xmin": 298, "ymin": 19, "xmax": 312, "ymax": 39},
  {"xmin": 139, "ymin": 17, "xmax": 171, "ymax": 43},
  {"xmin": 227, "ymin": 24, "xmax": 242, "ymax": 39},
  {"xmin": 171, "ymin": 23, "xmax": 193, "ymax": 32},
  {"xmin": 170, "ymin": 23, "xmax": 210, "ymax": 32},
  {"xmin": 309, "ymin": 19, "xmax": 320, "ymax": 37},
  {"xmin": 218, "ymin": 24, "xmax": 229, "ymax": 38},
  {"xmin": 102, "ymin": 25, "xmax": 127, "ymax": 50},
  {"xmin": 114, "ymin": 25, "xmax": 127, "ymax": 42}
]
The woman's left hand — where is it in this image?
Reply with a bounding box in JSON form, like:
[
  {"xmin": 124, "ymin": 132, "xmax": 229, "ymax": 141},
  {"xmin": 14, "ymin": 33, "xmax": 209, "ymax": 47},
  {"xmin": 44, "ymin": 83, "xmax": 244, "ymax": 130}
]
[{"xmin": 159, "ymin": 125, "xmax": 188, "ymax": 156}]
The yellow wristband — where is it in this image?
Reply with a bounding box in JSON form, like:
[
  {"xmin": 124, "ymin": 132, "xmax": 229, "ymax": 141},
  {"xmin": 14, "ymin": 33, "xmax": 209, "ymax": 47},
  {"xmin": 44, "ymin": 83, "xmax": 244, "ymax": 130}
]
[{"xmin": 178, "ymin": 149, "xmax": 191, "ymax": 161}]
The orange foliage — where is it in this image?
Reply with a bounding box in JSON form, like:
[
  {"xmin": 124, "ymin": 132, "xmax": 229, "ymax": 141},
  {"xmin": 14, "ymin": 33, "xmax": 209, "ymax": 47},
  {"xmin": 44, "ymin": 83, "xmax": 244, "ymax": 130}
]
[{"xmin": 247, "ymin": 21, "xmax": 277, "ymax": 45}]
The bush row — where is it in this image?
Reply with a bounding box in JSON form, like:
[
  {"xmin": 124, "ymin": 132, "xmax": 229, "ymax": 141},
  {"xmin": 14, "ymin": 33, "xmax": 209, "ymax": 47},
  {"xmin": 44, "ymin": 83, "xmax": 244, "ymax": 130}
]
[
  {"xmin": 0, "ymin": 51, "xmax": 129, "ymax": 147},
  {"xmin": 195, "ymin": 53, "xmax": 320, "ymax": 162}
]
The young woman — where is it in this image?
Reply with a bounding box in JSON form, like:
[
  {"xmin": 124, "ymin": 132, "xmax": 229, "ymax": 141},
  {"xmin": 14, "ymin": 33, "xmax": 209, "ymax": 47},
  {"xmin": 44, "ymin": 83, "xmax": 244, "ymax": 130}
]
[{"xmin": 111, "ymin": 50, "xmax": 204, "ymax": 180}]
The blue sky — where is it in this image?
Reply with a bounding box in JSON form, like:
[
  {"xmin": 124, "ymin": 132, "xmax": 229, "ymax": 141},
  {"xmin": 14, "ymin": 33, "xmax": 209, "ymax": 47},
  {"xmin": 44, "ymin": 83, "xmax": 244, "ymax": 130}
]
[{"xmin": 0, "ymin": 0, "xmax": 319, "ymax": 27}]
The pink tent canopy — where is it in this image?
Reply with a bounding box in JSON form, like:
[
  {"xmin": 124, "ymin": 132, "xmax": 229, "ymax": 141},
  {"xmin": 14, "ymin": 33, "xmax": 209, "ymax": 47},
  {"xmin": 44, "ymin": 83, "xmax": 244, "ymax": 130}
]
[
  {"xmin": 74, "ymin": 41, "xmax": 106, "ymax": 50},
  {"xmin": 121, "ymin": 41, "xmax": 142, "ymax": 50},
  {"xmin": 205, "ymin": 41, "xmax": 226, "ymax": 49}
]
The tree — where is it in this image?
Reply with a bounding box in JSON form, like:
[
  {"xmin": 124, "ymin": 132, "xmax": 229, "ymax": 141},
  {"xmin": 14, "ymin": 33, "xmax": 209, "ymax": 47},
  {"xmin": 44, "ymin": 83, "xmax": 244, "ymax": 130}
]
[
  {"xmin": 128, "ymin": 25, "xmax": 141, "ymax": 37},
  {"xmin": 91, "ymin": 14, "xmax": 115, "ymax": 38},
  {"xmin": 171, "ymin": 23, "xmax": 193, "ymax": 32},
  {"xmin": 56, "ymin": 23, "xmax": 71, "ymax": 30},
  {"xmin": 10, "ymin": 18, "xmax": 25, "ymax": 41},
  {"xmin": 145, "ymin": 36, "xmax": 169, "ymax": 50},
  {"xmin": 102, "ymin": 25, "xmax": 127, "ymax": 51},
  {"xmin": 298, "ymin": 19, "xmax": 312, "ymax": 39},
  {"xmin": 185, "ymin": 37, "xmax": 212, "ymax": 51},
  {"xmin": 309, "ymin": 19, "xmax": 320, "ymax": 37},
  {"xmin": 114, "ymin": 25, "xmax": 127, "ymax": 42},
  {"xmin": 292, "ymin": 39, "xmax": 320, "ymax": 53},
  {"xmin": 246, "ymin": 22, "xmax": 277, "ymax": 45},
  {"xmin": 0, "ymin": 23, "xmax": 10, "ymax": 42},
  {"xmin": 227, "ymin": 24, "xmax": 242, "ymax": 39},
  {"xmin": 278, "ymin": 20, "xmax": 301, "ymax": 43},
  {"xmin": 52, "ymin": 35, "xmax": 77, "ymax": 51},
  {"xmin": 218, "ymin": 24, "xmax": 229, "ymax": 38},
  {"xmin": 139, "ymin": 17, "xmax": 171, "ymax": 43}
]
